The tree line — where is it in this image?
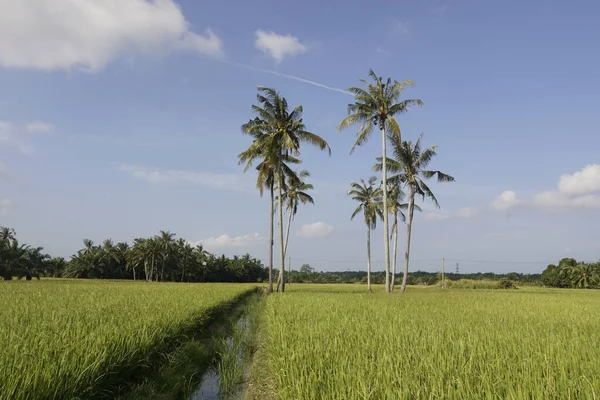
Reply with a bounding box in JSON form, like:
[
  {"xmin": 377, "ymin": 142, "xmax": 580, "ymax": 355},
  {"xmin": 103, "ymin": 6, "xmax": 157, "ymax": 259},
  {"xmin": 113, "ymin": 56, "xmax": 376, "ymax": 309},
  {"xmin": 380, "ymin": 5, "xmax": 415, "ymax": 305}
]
[
  {"xmin": 239, "ymin": 69, "xmax": 454, "ymax": 294},
  {"xmin": 541, "ymin": 258, "xmax": 600, "ymax": 289},
  {"xmin": 0, "ymin": 227, "xmax": 267, "ymax": 283},
  {"xmin": 283, "ymin": 264, "xmax": 542, "ymax": 285}
]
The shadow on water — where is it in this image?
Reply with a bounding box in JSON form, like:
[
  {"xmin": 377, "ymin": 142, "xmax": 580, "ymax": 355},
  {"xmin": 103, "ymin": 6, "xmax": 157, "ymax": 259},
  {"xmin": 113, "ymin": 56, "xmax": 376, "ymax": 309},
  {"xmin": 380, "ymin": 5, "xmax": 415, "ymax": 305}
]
[{"xmin": 191, "ymin": 302, "xmax": 256, "ymax": 400}]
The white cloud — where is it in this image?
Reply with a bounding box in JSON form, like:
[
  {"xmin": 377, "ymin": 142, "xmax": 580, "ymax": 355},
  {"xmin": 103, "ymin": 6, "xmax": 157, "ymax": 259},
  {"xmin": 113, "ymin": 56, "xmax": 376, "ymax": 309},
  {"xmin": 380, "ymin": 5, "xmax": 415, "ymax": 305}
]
[
  {"xmin": 424, "ymin": 213, "xmax": 451, "ymax": 221},
  {"xmin": 118, "ymin": 164, "xmax": 252, "ymax": 191},
  {"xmin": 558, "ymin": 164, "xmax": 600, "ymax": 196},
  {"xmin": 0, "ymin": 0, "xmax": 223, "ymax": 71},
  {"xmin": 0, "ymin": 199, "xmax": 10, "ymax": 215},
  {"xmin": 25, "ymin": 121, "xmax": 54, "ymax": 133},
  {"xmin": 491, "ymin": 190, "xmax": 519, "ymax": 211},
  {"xmin": 254, "ymin": 30, "xmax": 307, "ymax": 63},
  {"xmin": 296, "ymin": 222, "xmax": 334, "ymax": 238},
  {"xmin": 393, "ymin": 21, "xmax": 409, "ymax": 35},
  {"xmin": 197, "ymin": 233, "xmax": 266, "ymax": 250},
  {"xmin": 532, "ymin": 191, "xmax": 600, "ymax": 210},
  {"xmin": 0, "ymin": 121, "xmax": 53, "ymax": 154},
  {"xmin": 458, "ymin": 207, "xmax": 480, "ymax": 218},
  {"xmin": 491, "ymin": 165, "xmax": 600, "ymax": 212}
]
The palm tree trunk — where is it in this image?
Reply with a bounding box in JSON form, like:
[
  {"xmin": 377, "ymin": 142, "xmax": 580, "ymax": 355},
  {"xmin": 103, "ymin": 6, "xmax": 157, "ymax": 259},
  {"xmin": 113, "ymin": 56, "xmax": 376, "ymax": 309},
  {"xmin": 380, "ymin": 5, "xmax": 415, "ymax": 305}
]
[
  {"xmin": 381, "ymin": 126, "xmax": 391, "ymax": 293},
  {"xmin": 391, "ymin": 212, "xmax": 398, "ymax": 292},
  {"xmin": 277, "ymin": 209, "xmax": 293, "ymax": 292},
  {"xmin": 367, "ymin": 227, "xmax": 372, "ymax": 292},
  {"xmin": 277, "ymin": 171, "xmax": 286, "ymax": 293},
  {"xmin": 268, "ymin": 183, "xmax": 274, "ymax": 293},
  {"xmin": 283, "ymin": 208, "xmax": 293, "ymax": 258},
  {"xmin": 401, "ymin": 184, "xmax": 415, "ymax": 293}
]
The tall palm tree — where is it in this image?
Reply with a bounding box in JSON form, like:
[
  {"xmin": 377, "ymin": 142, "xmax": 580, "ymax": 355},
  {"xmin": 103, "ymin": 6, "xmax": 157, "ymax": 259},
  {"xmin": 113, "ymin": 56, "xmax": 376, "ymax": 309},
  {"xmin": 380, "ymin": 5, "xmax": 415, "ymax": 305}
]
[
  {"xmin": 276, "ymin": 169, "xmax": 314, "ymax": 291},
  {"xmin": 376, "ymin": 133, "xmax": 454, "ymax": 293},
  {"xmin": 239, "ymin": 86, "xmax": 330, "ymax": 293},
  {"xmin": 338, "ymin": 69, "xmax": 423, "ymax": 292},
  {"xmin": 239, "ymin": 134, "xmax": 301, "ymax": 293},
  {"xmin": 348, "ymin": 176, "xmax": 383, "ymax": 291}
]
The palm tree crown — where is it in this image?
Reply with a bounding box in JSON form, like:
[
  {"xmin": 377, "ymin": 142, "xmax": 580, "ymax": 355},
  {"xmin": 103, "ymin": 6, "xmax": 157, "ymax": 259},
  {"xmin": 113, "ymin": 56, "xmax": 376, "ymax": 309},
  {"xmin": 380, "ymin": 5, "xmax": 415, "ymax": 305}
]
[
  {"xmin": 338, "ymin": 69, "xmax": 423, "ymax": 152},
  {"xmin": 375, "ymin": 133, "xmax": 455, "ymax": 206},
  {"xmin": 348, "ymin": 176, "xmax": 383, "ymax": 230}
]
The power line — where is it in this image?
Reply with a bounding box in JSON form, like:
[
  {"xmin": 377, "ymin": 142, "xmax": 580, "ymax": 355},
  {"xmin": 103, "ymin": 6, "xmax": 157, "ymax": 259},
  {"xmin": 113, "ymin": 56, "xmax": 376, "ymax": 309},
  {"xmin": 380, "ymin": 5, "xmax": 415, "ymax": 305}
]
[{"xmin": 289, "ymin": 257, "xmax": 554, "ymax": 265}]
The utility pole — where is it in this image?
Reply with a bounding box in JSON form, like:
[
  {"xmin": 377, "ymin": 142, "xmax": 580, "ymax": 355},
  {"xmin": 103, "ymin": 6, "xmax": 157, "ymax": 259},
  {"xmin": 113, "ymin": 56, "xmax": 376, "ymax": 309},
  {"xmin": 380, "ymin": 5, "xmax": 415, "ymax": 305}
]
[
  {"xmin": 288, "ymin": 256, "xmax": 291, "ymax": 286},
  {"xmin": 455, "ymin": 262, "xmax": 459, "ymax": 275},
  {"xmin": 441, "ymin": 257, "xmax": 447, "ymax": 289}
]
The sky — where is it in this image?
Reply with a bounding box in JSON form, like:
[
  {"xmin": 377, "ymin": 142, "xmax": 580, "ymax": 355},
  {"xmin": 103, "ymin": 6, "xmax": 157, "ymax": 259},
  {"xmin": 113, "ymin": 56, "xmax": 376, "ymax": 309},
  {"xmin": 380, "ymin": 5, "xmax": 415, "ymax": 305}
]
[{"xmin": 1, "ymin": 0, "xmax": 599, "ymax": 274}]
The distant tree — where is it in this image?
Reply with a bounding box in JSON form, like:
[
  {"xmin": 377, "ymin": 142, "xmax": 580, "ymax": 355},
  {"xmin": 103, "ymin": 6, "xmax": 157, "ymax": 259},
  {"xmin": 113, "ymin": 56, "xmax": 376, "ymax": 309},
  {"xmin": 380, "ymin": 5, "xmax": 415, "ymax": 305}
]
[
  {"xmin": 348, "ymin": 176, "xmax": 384, "ymax": 291},
  {"xmin": 300, "ymin": 264, "xmax": 314, "ymax": 274},
  {"xmin": 565, "ymin": 264, "xmax": 599, "ymax": 289}
]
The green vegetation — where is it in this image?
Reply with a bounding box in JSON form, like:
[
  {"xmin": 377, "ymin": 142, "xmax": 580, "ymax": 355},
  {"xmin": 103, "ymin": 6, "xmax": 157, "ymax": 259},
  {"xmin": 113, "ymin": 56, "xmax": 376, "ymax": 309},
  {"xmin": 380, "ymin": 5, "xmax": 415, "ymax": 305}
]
[
  {"xmin": 257, "ymin": 284, "xmax": 600, "ymax": 399},
  {"xmin": 0, "ymin": 280, "xmax": 257, "ymax": 399},
  {"xmin": 339, "ymin": 70, "xmax": 423, "ymax": 293},
  {"xmin": 238, "ymin": 86, "xmax": 330, "ymax": 293},
  {"xmin": 542, "ymin": 258, "xmax": 600, "ymax": 289},
  {"xmin": 1, "ymin": 227, "xmax": 266, "ymax": 283}
]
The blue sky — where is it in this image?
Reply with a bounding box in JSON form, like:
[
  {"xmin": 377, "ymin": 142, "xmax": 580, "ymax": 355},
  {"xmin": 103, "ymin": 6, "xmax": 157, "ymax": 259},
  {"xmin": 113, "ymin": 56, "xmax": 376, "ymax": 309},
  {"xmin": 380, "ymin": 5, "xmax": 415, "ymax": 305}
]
[{"xmin": 1, "ymin": 0, "xmax": 599, "ymax": 274}]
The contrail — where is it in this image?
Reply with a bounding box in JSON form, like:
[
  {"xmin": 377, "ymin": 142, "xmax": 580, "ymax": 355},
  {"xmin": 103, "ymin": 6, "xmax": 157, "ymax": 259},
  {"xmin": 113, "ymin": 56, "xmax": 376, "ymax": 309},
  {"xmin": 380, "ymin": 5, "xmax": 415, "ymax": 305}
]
[{"xmin": 221, "ymin": 60, "xmax": 352, "ymax": 96}]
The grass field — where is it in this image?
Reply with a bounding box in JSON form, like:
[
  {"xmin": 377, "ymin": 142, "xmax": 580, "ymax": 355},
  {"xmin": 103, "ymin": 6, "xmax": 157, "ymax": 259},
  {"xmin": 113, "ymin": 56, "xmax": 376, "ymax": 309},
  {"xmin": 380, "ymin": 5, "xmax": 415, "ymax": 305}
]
[
  {"xmin": 257, "ymin": 284, "xmax": 600, "ymax": 400},
  {"xmin": 0, "ymin": 279, "xmax": 257, "ymax": 399}
]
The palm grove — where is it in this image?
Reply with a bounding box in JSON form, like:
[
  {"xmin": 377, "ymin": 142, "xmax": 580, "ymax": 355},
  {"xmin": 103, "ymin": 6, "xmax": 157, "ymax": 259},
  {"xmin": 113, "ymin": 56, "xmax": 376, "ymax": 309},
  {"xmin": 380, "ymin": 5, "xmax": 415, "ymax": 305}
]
[
  {"xmin": 0, "ymin": 227, "xmax": 266, "ymax": 282},
  {"xmin": 238, "ymin": 70, "xmax": 454, "ymax": 293}
]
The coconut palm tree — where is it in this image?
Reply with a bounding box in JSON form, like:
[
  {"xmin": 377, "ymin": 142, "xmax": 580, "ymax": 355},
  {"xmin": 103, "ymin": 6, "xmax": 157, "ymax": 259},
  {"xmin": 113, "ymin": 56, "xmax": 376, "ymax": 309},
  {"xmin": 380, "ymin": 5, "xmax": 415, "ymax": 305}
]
[
  {"xmin": 384, "ymin": 184, "xmax": 422, "ymax": 291},
  {"xmin": 276, "ymin": 169, "xmax": 314, "ymax": 291},
  {"xmin": 565, "ymin": 264, "xmax": 600, "ymax": 288},
  {"xmin": 375, "ymin": 133, "xmax": 454, "ymax": 293},
  {"xmin": 239, "ymin": 135, "xmax": 301, "ymax": 293},
  {"xmin": 338, "ymin": 69, "xmax": 422, "ymax": 292},
  {"xmin": 239, "ymin": 86, "xmax": 330, "ymax": 293},
  {"xmin": 156, "ymin": 230, "xmax": 175, "ymax": 281},
  {"xmin": 348, "ymin": 176, "xmax": 383, "ymax": 291}
]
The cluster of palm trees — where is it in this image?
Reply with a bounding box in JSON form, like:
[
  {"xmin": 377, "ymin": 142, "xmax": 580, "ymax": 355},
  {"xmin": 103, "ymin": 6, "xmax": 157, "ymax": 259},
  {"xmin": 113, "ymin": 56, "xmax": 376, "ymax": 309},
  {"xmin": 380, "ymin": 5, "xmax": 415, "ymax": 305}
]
[
  {"xmin": 238, "ymin": 71, "xmax": 454, "ymax": 294},
  {"xmin": 65, "ymin": 231, "xmax": 266, "ymax": 282},
  {"xmin": 239, "ymin": 71, "xmax": 455, "ymax": 294},
  {"xmin": 238, "ymin": 87, "xmax": 330, "ymax": 293},
  {"xmin": 0, "ymin": 227, "xmax": 267, "ymax": 283},
  {"xmin": 0, "ymin": 227, "xmax": 64, "ymax": 280},
  {"xmin": 542, "ymin": 258, "xmax": 600, "ymax": 289}
]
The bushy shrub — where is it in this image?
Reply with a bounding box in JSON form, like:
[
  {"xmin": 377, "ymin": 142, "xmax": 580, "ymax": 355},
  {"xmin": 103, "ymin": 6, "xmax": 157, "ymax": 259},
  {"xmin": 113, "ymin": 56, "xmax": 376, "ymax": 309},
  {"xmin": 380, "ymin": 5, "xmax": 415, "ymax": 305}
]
[{"xmin": 497, "ymin": 278, "xmax": 518, "ymax": 289}]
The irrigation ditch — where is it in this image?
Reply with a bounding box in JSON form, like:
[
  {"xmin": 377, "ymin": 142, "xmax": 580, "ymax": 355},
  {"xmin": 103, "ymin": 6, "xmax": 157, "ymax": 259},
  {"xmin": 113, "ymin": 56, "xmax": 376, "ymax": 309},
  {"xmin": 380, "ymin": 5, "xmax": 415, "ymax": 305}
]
[{"xmin": 116, "ymin": 287, "xmax": 266, "ymax": 400}]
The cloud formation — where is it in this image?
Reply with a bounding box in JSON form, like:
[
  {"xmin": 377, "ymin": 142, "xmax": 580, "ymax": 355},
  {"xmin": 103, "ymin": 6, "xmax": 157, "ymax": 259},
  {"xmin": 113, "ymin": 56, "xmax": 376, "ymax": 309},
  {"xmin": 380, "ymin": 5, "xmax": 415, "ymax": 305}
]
[
  {"xmin": 254, "ymin": 30, "xmax": 307, "ymax": 63},
  {"xmin": 197, "ymin": 233, "xmax": 266, "ymax": 250},
  {"xmin": 0, "ymin": 0, "xmax": 223, "ymax": 71},
  {"xmin": 296, "ymin": 222, "xmax": 334, "ymax": 238},
  {"xmin": 0, "ymin": 121, "xmax": 54, "ymax": 155},
  {"xmin": 491, "ymin": 190, "xmax": 520, "ymax": 211},
  {"xmin": 118, "ymin": 164, "xmax": 252, "ymax": 191},
  {"xmin": 492, "ymin": 165, "xmax": 600, "ymax": 211}
]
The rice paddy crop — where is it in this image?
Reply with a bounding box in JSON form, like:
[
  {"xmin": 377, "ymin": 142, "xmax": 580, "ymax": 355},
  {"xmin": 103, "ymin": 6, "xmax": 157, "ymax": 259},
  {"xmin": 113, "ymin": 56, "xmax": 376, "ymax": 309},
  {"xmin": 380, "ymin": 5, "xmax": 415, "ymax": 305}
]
[
  {"xmin": 259, "ymin": 284, "xmax": 600, "ymax": 399},
  {"xmin": 0, "ymin": 279, "xmax": 257, "ymax": 399}
]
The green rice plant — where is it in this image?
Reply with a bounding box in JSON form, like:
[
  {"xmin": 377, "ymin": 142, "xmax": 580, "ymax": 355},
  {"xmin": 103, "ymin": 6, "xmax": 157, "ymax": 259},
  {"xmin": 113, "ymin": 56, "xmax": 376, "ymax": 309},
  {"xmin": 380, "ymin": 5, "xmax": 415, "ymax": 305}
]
[
  {"xmin": 0, "ymin": 279, "xmax": 256, "ymax": 399},
  {"xmin": 259, "ymin": 284, "xmax": 600, "ymax": 399}
]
